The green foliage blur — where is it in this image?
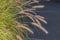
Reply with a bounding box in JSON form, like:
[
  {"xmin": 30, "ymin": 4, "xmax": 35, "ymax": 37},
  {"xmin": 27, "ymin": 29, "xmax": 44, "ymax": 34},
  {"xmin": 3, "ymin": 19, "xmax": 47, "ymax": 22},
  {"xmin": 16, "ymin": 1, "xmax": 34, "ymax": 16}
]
[{"xmin": 0, "ymin": 0, "xmax": 21, "ymax": 40}]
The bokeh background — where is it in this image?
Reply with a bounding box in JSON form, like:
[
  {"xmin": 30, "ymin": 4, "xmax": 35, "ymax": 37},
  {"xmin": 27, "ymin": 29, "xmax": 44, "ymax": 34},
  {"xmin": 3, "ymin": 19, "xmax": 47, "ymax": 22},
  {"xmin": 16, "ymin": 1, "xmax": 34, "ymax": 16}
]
[{"xmin": 28, "ymin": 0, "xmax": 60, "ymax": 40}]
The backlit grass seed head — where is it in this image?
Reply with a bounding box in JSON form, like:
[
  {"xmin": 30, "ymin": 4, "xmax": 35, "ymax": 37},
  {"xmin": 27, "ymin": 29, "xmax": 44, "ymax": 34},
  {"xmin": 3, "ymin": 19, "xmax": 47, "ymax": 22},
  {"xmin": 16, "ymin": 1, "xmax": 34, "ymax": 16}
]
[{"xmin": 0, "ymin": 0, "xmax": 48, "ymax": 40}]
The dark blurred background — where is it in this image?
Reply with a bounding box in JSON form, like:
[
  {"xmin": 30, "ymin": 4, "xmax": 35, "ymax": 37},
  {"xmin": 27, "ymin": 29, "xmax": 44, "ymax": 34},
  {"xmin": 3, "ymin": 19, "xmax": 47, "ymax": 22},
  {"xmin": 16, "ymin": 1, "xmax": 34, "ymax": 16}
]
[{"xmin": 28, "ymin": 0, "xmax": 60, "ymax": 40}]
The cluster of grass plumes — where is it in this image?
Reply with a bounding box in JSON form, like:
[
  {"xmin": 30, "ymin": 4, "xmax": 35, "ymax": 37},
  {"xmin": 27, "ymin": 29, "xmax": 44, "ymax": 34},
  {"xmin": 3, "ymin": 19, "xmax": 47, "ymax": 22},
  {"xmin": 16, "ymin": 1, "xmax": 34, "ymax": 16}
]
[{"xmin": 0, "ymin": 0, "xmax": 48, "ymax": 40}]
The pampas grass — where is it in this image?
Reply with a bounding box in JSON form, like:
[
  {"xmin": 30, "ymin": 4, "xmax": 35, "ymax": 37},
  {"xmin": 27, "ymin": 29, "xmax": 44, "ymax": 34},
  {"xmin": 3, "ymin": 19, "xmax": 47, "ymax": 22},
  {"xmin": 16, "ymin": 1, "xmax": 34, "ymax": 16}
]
[
  {"xmin": 15, "ymin": 0, "xmax": 48, "ymax": 40},
  {"xmin": 0, "ymin": 0, "xmax": 48, "ymax": 40},
  {"xmin": 16, "ymin": 0, "xmax": 48, "ymax": 39}
]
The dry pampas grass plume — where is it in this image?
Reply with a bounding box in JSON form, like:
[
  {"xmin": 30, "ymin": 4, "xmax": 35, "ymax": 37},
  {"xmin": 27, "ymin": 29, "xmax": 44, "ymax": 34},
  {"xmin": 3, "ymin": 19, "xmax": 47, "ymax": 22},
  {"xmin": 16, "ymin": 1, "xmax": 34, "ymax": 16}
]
[
  {"xmin": 16, "ymin": 0, "xmax": 48, "ymax": 35},
  {"xmin": 12, "ymin": 0, "xmax": 48, "ymax": 40},
  {"xmin": 0, "ymin": 0, "xmax": 49, "ymax": 40}
]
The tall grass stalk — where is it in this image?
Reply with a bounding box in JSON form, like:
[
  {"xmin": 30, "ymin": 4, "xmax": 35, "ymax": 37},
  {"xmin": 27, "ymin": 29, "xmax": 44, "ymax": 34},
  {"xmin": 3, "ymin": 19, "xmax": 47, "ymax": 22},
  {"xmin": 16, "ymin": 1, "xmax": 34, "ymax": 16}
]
[{"xmin": 0, "ymin": 0, "xmax": 48, "ymax": 40}]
